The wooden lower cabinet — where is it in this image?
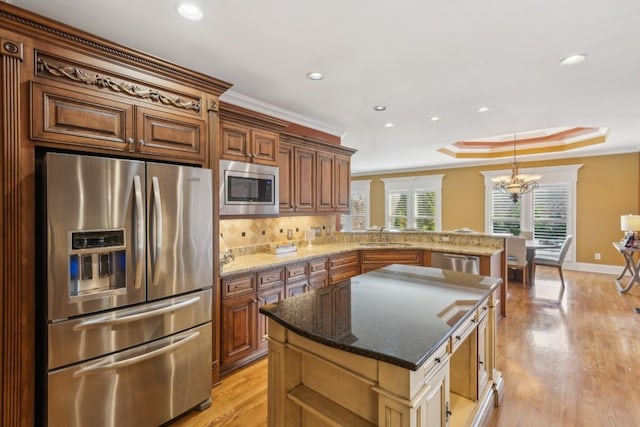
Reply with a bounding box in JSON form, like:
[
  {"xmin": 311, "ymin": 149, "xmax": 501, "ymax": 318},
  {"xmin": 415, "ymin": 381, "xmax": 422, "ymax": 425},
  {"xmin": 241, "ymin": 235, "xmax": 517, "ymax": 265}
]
[
  {"xmin": 329, "ymin": 251, "xmax": 360, "ymax": 284},
  {"xmin": 221, "ymin": 293, "xmax": 257, "ymax": 367},
  {"xmin": 258, "ymin": 286, "xmax": 285, "ymax": 352},
  {"xmin": 360, "ymin": 250, "xmax": 422, "ymax": 274}
]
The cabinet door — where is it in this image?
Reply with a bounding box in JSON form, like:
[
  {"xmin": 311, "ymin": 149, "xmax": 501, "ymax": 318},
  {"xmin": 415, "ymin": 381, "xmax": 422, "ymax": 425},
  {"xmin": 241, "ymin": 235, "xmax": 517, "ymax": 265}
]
[
  {"xmin": 222, "ymin": 294, "xmax": 257, "ymax": 366},
  {"xmin": 278, "ymin": 142, "xmax": 295, "ymax": 212},
  {"xmin": 136, "ymin": 106, "xmax": 206, "ymax": 162},
  {"xmin": 294, "ymin": 147, "xmax": 316, "ymax": 212},
  {"xmin": 258, "ymin": 286, "xmax": 284, "ymax": 351},
  {"xmin": 251, "ymin": 129, "xmax": 279, "ymax": 166},
  {"xmin": 334, "ymin": 155, "xmax": 351, "ymax": 212},
  {"xmin": 308, "ymin": 274, "xmax": 328, "ymax": 290},
  {"xmin": 31, "ymin": 82, "xmax": 133, "ymax": 151},
  {"xmin": 477, "ymin": 315, "xmax": 490, "ymax": 395},
  {"xmin": 316, "ymin": 152, "xmax": 335, "ymax": 212},
  {"xmin": 220, "ymin": 121, "xmax": 250, "ymax": 162},
  {"xmin": 418, "ymin": 362, "xmax": 450, "ymax": 427}
]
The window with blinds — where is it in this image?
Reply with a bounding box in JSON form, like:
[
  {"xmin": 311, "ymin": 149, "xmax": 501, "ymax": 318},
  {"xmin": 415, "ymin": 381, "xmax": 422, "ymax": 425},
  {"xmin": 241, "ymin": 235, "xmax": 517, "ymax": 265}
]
[
  {"xmin": 388, "ymin": 192, "xmax": 408, "ymax": 229},
  {"xmin": 533, "ymin": 184, "xmax": 568, "ymax": 250},
  {"xmin": 415, "ymin": 191, "xmax": 436, "ymax": 231},
  {"xmin": 490, "ymin": 184, "xmax": 569, "ymax": 248}
]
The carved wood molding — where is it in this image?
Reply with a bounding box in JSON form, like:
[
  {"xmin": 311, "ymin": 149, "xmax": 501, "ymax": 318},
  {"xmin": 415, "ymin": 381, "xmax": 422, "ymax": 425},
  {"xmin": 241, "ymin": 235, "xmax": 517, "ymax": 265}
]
[
  {"xmin": 36, "ymin": 56, "xmax": 202, "ymax": 113},
  {"xmin": 0, "ymin": 37, "xmax": 23, "ymax": 61}
]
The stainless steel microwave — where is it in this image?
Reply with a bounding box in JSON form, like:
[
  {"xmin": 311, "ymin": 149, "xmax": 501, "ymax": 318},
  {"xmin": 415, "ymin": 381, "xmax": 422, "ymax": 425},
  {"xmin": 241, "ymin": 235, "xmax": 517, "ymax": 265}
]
[{"xmin": 219, "ymin": 159, "xmax": 279, "ymax": 216}]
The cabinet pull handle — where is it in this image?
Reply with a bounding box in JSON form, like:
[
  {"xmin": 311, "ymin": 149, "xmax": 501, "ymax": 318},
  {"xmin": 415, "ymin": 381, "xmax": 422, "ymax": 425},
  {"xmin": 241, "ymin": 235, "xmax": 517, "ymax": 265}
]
[
  {"xmin": 435, "ymin": 357, "xmax": 441, "ymax": 363},
  {"xmin": 479, "ymin": 360, "xmax": 484, "ymax": 365},
  {"xmin": 455, "ymin": 335, "xmax": 461, "ymax": 341}
]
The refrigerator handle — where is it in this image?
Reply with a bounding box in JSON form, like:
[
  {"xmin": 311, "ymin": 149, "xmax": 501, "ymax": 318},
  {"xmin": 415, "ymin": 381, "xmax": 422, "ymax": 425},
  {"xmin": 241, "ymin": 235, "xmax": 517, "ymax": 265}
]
[
  {"xmin": 72, "ymin": 295, "xmax": 201, "ymax": 330},
  {"xmin": 72, "ymin": 330, "xmax": 201, "ymax": 377},
  {"xmin": 151, "ymin": 176, "xmax": 163, "ymax": 287},
  {"xmin": 133, "ymin": 175, "xmax": 144, "ymax": 289}
]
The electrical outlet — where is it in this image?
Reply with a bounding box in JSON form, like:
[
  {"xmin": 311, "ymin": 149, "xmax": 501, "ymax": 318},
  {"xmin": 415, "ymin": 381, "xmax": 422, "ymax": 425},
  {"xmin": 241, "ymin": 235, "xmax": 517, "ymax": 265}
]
[
  {"xmin": 594, "ymin": 253, "xmax": 601, "ymax": 260},
  {"xmin": 442, "ymin": 236, "xmax": 450, "ymax": 242}
]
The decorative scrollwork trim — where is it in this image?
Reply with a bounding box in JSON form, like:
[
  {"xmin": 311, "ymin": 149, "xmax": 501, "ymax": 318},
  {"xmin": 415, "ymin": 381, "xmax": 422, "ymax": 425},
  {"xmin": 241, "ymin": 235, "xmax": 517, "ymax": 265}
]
[{"xmin": 37, "ymin": 57, "xmax": 201, "ymax": 113}]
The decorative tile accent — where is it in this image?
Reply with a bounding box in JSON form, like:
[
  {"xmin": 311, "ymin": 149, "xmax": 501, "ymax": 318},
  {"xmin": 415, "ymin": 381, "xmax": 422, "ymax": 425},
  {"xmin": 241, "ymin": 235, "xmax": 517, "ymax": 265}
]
[{"xmin": 220, "ymin": 215, "xmax": 337, "ymax": 250}]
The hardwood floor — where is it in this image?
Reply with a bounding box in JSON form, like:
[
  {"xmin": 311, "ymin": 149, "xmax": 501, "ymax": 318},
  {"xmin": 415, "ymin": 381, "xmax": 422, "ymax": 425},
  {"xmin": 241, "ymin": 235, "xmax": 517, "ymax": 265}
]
[{"xmin": 170, "ymin": 267, "xmax": 640, "ymax": 427}]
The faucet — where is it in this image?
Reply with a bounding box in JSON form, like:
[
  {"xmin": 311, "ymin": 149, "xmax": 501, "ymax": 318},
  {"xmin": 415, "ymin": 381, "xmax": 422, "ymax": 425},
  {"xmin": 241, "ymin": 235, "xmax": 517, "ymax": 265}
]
[
  {"xmin": 379, "ymin": 226, "xmax": 386, "ymax": 234},
  {"xmin": 220, "ymin": 251, "xmax": 235, "ymax": 265}
]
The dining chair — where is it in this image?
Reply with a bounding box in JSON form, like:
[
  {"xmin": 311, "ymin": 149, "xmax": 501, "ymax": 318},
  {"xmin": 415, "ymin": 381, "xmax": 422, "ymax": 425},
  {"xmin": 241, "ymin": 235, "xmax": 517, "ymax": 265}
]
[
  {"xmin": 506, "ymin": 236, "xmax": 528, "ymax": 286},
  {"xmin": 533, "ymin": 235, "xmax": 573, "ymax": 287}
]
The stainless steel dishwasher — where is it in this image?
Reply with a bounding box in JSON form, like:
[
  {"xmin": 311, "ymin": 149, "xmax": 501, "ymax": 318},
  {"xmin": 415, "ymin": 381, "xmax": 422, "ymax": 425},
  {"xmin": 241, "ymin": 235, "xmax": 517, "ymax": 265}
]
[{"xmin": 431, "ymin": 252, "xmax": 480, "ymax": 274}]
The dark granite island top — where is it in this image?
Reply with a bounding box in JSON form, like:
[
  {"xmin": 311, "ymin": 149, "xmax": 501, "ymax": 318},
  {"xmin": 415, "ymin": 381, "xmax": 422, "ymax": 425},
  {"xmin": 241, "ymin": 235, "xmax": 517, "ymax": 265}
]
[{"xmin": 259, "ymin": 263, "xmax": 501, "ymax": 371}]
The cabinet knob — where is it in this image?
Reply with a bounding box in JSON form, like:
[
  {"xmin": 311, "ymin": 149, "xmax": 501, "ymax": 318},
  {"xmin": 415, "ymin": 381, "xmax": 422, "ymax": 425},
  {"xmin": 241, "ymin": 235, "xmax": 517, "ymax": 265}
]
[
  {"xmin": 138, "ymin": 139, "xmax": 146, "ymax": 146},
  {"xmin": 127, "ymin": 138, "xmax": 135, "ymax": 152}
]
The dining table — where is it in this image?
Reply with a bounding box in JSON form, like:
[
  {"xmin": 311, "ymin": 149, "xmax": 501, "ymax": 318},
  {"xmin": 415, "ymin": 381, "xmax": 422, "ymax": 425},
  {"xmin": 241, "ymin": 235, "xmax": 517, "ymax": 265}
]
[{"xmin": 525, "ymin": 239, "xmax": 561, "ymax": 285}]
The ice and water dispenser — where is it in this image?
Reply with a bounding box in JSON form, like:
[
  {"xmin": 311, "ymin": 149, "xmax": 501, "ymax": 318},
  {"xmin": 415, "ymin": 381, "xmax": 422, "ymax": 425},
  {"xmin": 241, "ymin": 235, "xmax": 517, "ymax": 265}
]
[{"xmin": 68, "ymin": 229, "xmax": 127, "ymax": 299}]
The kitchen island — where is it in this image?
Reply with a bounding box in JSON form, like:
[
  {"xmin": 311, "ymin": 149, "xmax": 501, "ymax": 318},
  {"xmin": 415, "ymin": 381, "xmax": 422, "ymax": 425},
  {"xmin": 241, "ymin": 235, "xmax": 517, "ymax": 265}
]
[{"xmin": 259, "ymin": 264, "xmax": 503, "ymax": 427}]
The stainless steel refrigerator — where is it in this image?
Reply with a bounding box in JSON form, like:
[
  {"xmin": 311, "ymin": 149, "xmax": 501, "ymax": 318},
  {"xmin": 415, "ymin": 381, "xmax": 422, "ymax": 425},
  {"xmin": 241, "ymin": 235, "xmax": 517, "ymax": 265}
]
[{"xmin": 41, "ymin": 152, "xmax": 213, "ymax": 427}]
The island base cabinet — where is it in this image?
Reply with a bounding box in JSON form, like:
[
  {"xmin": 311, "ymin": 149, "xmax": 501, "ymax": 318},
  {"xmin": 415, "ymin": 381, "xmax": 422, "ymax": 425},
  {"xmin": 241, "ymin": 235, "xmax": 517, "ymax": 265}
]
[{"xmin": 266, "ymin": 320, "xmax": 503, "ymax": 427}]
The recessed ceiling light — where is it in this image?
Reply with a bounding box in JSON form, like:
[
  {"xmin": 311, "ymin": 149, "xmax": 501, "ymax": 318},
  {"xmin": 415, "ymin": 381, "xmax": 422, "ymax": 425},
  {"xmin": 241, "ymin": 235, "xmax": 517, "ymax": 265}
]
[
  {"xmin": 306, "ymin": 72, "xmax": 324, "ymax": 80},
  {"xmin": 384, "ymin": 122, "xmax": 395, "ymax": 128},
  {"xmin": 176, "ymin": 3, "xmax": 203, "ymax": 21},
  {"xmin": 373, "ymin": 105, "xmax": 387, "ymax": 112},
  {"xmin": 476, "ymin": 106, "xmax": 490, "ymax": 113},
  {"xmin": 430, "ymin": 116, "xmax": 440, "ymax": 122},
  {"xmin": 560, "ymin": 54, "xmax": 587, "ymax": 65}
]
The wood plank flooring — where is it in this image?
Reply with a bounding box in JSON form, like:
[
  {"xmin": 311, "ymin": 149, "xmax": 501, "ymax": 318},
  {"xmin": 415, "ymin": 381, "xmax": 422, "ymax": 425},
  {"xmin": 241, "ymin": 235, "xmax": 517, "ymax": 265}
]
[{"xmin": 169, "ymin": 267, "xmax": 640, "ymax": 427}]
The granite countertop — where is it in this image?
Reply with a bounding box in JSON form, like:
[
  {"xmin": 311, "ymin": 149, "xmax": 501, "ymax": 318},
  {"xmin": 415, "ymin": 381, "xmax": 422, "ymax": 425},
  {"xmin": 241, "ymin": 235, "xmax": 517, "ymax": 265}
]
[
  {"xmin": 259, "ymin": 264, "xmax": 501, "ymax": 370},
  {"xmin": 221, "ymin": 241, "xmax": 503, "ymax": 277}
]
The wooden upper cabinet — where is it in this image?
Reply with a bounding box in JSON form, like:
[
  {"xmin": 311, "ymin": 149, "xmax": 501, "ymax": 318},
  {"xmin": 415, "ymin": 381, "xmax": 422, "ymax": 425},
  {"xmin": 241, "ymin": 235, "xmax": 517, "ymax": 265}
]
[
  {"xmin": 31, "ymin": 82, "xmax": 133, "ymax": 152},
  {"xmin": 316, "ymin": 151, "xmax": 335, "ymax": 212},
  {"xmin": 220, "ymin": 121, "xmax": 279, "ymax": 166},
  {"xmin": 136, "ymin": 106, "xmax": 205, "ymax": 162},
  {"xmin": 29, "ymin": 51, "xmax": 219, "ymax": 165},
  {"xmin": 334, "ymin": 155, "xmax": 351, "ymax": 212},
  {"xmin": 279, "ymin": 139, "xmax": 315, "ymax": 214},
  {"xmin": 316, "ymin": 150, "xmax": 352, "ymax": 213},
  {"xmin": 219, "ymin": 103, "xmax": 288, "ymax": 167}
]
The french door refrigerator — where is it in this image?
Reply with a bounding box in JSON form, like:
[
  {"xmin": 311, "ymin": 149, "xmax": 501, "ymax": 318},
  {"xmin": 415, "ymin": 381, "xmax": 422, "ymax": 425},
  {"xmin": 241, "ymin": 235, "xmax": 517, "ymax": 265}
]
[{"xmin": 40, "ymin": 152, "xmax": 213, "ymax": 427}]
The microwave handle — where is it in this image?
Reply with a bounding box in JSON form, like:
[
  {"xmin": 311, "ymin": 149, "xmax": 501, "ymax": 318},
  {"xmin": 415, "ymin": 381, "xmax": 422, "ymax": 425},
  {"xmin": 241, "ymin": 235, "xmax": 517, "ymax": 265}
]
[
  {"xmin": 151, "ymin": 176, "xmax": 163, "ymax": 287},
  {"xmin": 133, "ymin": 175, "xmax": 144, "ymax": 289}
]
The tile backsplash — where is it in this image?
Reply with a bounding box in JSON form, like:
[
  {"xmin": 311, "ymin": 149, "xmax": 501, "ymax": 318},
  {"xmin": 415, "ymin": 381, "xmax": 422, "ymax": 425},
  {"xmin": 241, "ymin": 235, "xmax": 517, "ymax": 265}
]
[{"xmin": 220, "ymin": 215, "xmax": 337, "ymax": 249}]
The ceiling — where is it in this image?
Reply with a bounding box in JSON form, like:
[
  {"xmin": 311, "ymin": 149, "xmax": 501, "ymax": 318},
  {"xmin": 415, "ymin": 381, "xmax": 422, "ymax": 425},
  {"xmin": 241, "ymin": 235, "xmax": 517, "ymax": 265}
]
[{"xmin": 13, "ymin": 0, "xmax": 640, "ymax": 174}]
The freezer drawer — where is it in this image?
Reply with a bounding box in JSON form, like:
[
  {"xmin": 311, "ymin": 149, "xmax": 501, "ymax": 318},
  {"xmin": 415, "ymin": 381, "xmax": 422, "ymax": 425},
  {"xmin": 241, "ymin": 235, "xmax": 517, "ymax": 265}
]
[
  {"xmin": 48, "ymin": 288, "xmax": 212, "ymax": 370},
  {"xmin": 48, "ymin": 322, "xmax": 212, "ymax": 427}
]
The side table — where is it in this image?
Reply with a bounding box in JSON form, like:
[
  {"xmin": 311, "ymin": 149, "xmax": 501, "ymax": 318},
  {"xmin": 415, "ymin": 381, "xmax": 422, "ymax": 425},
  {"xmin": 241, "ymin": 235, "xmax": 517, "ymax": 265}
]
[{"xmin": 612, "ymin": 242, "xmax": 640, "ymax": 293}]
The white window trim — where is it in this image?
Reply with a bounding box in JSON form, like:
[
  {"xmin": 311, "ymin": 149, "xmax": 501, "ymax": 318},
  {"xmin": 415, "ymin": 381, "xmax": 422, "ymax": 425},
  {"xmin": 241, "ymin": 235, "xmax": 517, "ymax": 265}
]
[
  {"xmin": 344, "ymin": 180, "xmax": 371, "ymax": 231},
  {"xmin": 481, "ymin": 164, "xmax": 582, "ymax": 262},
  {"xmin": 381, "ymin": 175, "xmax": 444, "ymax": 231}
]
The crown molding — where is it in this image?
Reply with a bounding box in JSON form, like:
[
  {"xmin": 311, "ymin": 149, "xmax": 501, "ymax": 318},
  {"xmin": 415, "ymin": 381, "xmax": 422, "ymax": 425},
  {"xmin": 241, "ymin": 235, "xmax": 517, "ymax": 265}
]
[{"xmin": 220, "ymin": 90, "xmax": 344, "ymax": 137}]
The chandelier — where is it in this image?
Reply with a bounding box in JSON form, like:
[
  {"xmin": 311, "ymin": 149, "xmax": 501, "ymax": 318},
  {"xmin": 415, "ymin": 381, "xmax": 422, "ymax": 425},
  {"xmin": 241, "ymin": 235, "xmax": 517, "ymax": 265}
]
[{"xmin": 491, "ymin": 134, "xmax": 541, "ymax": 203}]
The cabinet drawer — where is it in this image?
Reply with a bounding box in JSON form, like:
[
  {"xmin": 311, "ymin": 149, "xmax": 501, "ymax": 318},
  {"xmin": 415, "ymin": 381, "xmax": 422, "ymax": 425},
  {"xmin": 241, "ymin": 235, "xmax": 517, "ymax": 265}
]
[
  {"xmin": 478, "ymin": 298, "xmax": 490, "ymax": 321},
  {"xmin": 309, "ymin": 258, "xmax": 328, "ymax": 275},
  {"xmin": 329, "ymin": 252, "xmax": 359, "ymax": 269},
  {"xmin": 285, "ymin": 263, "xmax": 308, "ymax": 282},
  {"xmin": 330, "ymin": 266, "xmax": 360, "ymax": 284},
  {"xmin": 360, "ymin": 250, "xmax": 422, "ymax": 264},
  {"xmin": 257, "ymin": 268, "xmax": 285, "ymax": 289},
  {"xmin": 450, "ymin": 311, "xmax": 478, "ymax": 353},
  {"xmin": 222, "ymin": 273, "xmax": 256, "ymax": 300},
  {"xmin": 421, "ymin": 341, "xmax": 450, "ymax": 383}
]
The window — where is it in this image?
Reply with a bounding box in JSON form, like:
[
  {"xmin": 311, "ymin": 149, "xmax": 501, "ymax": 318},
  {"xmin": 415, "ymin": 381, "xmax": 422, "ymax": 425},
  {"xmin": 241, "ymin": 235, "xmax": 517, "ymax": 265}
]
[
  {"xmin": 341, "ymin": 180, "xmax": 370, "ymax": 231},
  {"xmin": 382, "ymin": 175, "xmax": 443, "ymax": 231},
  {"xmin": 482, "ymin": 164, "xmax": 581, "ymax": 261}
]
